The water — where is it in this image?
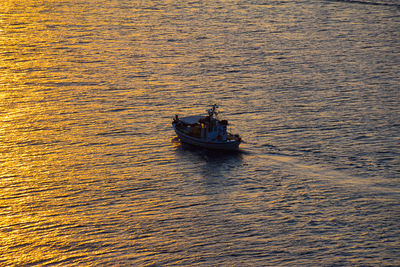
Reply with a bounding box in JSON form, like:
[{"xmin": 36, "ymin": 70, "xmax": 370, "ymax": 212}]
[{"xmin": 1, "ymin": 0, "xmax": 399, "ymax": 265}]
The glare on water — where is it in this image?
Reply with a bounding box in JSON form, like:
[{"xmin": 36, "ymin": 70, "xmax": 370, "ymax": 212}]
[{"xmin": 1, "ymin": 0, "xmax": 399, "ymax": 265}]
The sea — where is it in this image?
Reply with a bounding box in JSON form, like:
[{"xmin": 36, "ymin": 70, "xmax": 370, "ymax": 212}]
[{"xmin": 1, "ymin": 0, "xmax": 399, "ymax": 265}]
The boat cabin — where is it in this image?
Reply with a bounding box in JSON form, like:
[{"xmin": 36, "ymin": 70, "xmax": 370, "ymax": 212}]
[{"xmin": 174, "ymin": 105, "xmax": 231, "ymax": 142}]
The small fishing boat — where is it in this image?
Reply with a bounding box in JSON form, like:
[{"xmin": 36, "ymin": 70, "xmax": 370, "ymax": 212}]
[{"xmin": 172, "ymin": 104, "xmax": 242, "ymax": 151}]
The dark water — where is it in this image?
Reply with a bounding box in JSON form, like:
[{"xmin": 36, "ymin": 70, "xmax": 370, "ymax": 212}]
[{"xmin": 1, "ymin": 0, "xmax": 399, "ymax": 265}]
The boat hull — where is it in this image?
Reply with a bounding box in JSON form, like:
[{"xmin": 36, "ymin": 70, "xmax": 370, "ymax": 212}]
[{"xmin": 172, "ymin": 123, "xmax": 240, "ymax": 151}]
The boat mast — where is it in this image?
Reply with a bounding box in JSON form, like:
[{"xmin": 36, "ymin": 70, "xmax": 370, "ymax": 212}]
[{"xmin": 207, "ymin": 104, "xmax": 218, "ymax": 118}]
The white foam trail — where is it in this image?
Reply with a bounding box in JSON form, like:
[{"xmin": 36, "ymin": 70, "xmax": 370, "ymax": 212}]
[{"xmin": 256, "ymin": 153, "xmax": 400, "ymax": 197}]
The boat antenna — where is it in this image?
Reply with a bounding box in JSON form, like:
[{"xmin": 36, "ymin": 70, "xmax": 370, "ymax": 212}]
[{"xmin": 208, "ymin": 104, "xmax": 218, "ymax": 117}]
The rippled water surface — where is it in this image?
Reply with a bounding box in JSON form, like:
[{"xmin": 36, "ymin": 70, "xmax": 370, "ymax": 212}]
[{"xmin": 1, "ymin": 0, "xmax": 399, "ymax": 265}]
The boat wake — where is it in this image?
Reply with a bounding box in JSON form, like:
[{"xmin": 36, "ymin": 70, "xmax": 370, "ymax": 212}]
[
  {"xmin": 327, "ymin": 0, "xmax": 400, "ymax": 7},
  {"xmin": 257, "ymin": 153, "xmax": 400, "ymax": 198}
]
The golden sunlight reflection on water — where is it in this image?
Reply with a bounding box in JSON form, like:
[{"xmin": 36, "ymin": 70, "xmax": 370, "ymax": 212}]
[
  {"xmin": 1, "ymin": 2, "xmax": 114, "ymax": 263},
  {"xmin": 1, "ymin": 0, "xmax": 399, "ymax": 265}
]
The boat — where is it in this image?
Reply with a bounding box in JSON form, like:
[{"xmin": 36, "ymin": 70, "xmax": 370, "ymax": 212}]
[{"xmin": 172, "ymin": 104, "xmax": 242, "ymax": 151}]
